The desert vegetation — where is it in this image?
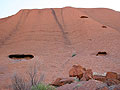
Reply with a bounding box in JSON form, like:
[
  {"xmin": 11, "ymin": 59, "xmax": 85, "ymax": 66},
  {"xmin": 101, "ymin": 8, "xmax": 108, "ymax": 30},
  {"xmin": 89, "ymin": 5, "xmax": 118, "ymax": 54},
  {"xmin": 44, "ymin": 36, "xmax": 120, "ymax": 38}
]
[
  {"xmin": 51, "ymin": 65, "xmax": 120, "ymax": 90},
  {"xmin": 31, "ymin": 83, "xmax": 55, "ymax": 90},
  {"xmin": 11, "ymin": 63, "xmax": 56, "ymax": 90}
]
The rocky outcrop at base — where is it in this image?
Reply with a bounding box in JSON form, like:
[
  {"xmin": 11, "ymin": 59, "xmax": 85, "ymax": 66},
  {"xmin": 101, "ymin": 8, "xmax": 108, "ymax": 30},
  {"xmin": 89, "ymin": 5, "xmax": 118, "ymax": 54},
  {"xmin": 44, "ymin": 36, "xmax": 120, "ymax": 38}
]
[
  {"xmin": 57, "ymin": 80, "xmax": 109, "ymax": 90},
  {"xmin": 50, "ymin": 64, "xmax": 120, "ymax": 90}
]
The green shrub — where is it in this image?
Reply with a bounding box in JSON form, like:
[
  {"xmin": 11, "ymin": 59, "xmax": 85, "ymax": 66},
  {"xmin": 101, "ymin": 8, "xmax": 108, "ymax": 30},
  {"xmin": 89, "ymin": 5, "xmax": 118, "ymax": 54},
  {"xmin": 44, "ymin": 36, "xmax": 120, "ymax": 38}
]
[
  {"xmin": 74, "ymin": 77, "xmax": 80, "ymax": 82},
  {"xmin": 72, "ymin": 53, "xmax": 77, "ymax": 57},
  {"xmin": 31, "ymin": 83, "xmax": 56, "ymax": 90}
]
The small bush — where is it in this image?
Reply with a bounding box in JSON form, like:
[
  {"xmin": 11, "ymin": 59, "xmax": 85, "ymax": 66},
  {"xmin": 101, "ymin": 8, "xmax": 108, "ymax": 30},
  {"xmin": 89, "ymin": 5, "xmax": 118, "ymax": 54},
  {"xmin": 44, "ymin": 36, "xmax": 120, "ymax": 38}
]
[
  {"xmin": 11, "ymin": 62, "xmax": 45, "ymax": 90},
  {"xmin": 31, "ymin": 83, "xmax": 56, "ymax": 90},
  {"xmin": 72, "ymin": 53, "xmax": 77, "ymax": 57},
  {"xmin": 74, "ymin": 77, "xmax": 80, "ymax": 82},
  {"xmin": 11, "ymin": 74, "xmax": 28, "ymax": 90}
]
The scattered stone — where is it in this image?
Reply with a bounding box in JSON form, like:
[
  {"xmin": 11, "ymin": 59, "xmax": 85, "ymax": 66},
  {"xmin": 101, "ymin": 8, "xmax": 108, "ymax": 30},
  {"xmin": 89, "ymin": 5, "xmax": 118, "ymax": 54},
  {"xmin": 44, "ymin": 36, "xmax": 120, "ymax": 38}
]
[
  {"xmin": 50, "ymin": 77, "xmax": 74, "ymax": 87},
  {"xmin": 109, "ymin": 84, "xmax": 120, "ymax": 90},
  {"xmin": 50, "ymin": 78, "xmax": 63, "ymax": 86},
  {"xmin": 93, "ymin": 75, "xmax": 106, "ymax": 82},
  {"xmin": 57, "ymin": 82, "xmax": 83, "ymax": 90},
  {"xmin": 96, "ymin": 86, "xmax": 109, "ymax": 90},
  {"xmin": 93, "ymin": 72, "xmax": 106, "ymax": 76},
  {"xmin": 105, "ymin": 79, "xmax": 120, "ymax": 86},
  {"xmin": 96, "ymin": 81, "xmax": 108, "ymax": 90},
  {"xmin": 117, "ymin": 74, "xmax": 120, "ymax": 81},
  {"xmin": 54, "ymin": 65, "xmax": 120, "ymax": 90},
  {"xmin": 81, "ymin": 69, "xmax": 93, "ymax": 81},
  {"xmin": 106, "ymin": 72, "xmax": 118, "ymax": 79},
  {"xmin": 69, "ymin": 65, "xmax": 86, "ymax": 80},
  {"xmin": 57, "ymin": 80, "xmax": 104, "ymax": 90},
  {"xmin": 60, "ymin": 78, "xmax": 75, "ymax": 84}
]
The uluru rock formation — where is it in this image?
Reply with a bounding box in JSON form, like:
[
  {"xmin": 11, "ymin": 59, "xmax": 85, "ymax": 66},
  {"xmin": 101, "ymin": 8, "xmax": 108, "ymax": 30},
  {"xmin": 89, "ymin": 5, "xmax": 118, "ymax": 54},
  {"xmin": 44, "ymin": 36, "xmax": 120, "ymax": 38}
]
[{"xmin": 0, "ymin": 7, "xmax": 120, "ymax": 89}]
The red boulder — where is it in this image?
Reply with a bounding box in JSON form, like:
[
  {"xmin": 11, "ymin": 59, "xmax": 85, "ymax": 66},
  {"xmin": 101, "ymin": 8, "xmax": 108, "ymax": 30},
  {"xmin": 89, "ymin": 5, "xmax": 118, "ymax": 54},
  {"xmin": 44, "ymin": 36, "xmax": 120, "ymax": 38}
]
[
  {"xmin": 50, "ymin": 77, "xmax": 74, "ymax": 86},
  {"xmin": 106, "ymin": 72, "xmax": 118, "ymax": 79},
  {"xmin": 81, "ymin": 69, "xmax": 93, "ymax": 81},
  {"xmin": 69, "ymin": 65, "xmax": 86, "ymax": 79}
]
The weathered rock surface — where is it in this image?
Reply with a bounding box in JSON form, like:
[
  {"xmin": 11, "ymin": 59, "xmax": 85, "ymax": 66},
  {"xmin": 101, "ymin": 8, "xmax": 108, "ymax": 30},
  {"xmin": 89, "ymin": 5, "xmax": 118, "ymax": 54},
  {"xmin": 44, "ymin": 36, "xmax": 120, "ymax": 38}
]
[
  {"xmin": 69, "ymin": 65, "xmax": 86, "ymax": 79},
  {"xmin": 57, "ymin": 80, "xmax": 107, "ymax": 90},
  {"xmin": 0, "ymin": 7, "xmax": 120, "ymax": 89},
  {"xmin": 81, "ymin": 69, "xmax": 93, "ymax": 81},
  {"xmin": 106, "ymin": 72, "xmax": 118, "ymax": 80},
  {"xmin": 93, "ymin": 75, "xmax": 106, "ymax": 82},
  {"xmin": 51, "ymin": 77, "xmax": 74, "ymax": 86},
  {"xmin": 109, "ymin": 84, "xmax": 120, "ymax": 90},
  {"xmin": 96, "ymin": 86, "xmax": 109, "ymax": 90},
  {"xmin": 55, "ymin": 65, "xmax": 120, "ymax": 90},
  {"xmin": 117, "ymin": 74, "xmax": 120, "ymax": 81},
  {"xmin": 105, "ymin": 79, "xmax": 120, "ymax": 86}
]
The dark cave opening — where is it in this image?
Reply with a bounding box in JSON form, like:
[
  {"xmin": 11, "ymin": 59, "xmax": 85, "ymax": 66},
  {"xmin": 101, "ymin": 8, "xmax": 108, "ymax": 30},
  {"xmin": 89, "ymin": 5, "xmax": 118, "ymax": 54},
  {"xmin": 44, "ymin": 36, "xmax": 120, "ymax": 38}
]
[
  {"xmin": 8, "ymin": 54, "xmax": 34, "ymax": 60},
  {"xmin": 102, "ymin": 26, "xmax": 107, "ymax": 28},
  {"xmin": 96, "ymin": 52, "xmax": 107, "ymax": 56},
  {"xmin": 80, "ymin": 16, "xmax": 88, "ymax": 18}
]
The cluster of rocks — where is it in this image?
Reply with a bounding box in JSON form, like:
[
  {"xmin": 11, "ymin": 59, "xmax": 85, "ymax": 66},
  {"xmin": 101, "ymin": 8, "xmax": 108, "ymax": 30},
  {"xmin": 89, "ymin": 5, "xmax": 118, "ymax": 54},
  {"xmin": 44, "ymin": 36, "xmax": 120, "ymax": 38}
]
[{"xmin": 51, "ymin": 65, "xmax": 120, "ymax": 90}]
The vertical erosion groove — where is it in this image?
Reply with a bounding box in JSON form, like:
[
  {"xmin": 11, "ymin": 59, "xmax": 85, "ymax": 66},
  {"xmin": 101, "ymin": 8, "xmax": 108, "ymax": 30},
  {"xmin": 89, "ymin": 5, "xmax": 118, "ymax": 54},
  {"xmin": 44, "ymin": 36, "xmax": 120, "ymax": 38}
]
[
  {"xmin": 51, "ymin": 8, "xmax": 77, "ymax": 66},
  {"xmin": 0, "ymin": 11, "xmax": 24, "ymax": 48},
  {"xmin": 0, "ymin": 10, "xmax": 30, "ymax": 48},
  {"xmin": 51, "ymin": 8, "xmax": 71, "ymax": 45}
]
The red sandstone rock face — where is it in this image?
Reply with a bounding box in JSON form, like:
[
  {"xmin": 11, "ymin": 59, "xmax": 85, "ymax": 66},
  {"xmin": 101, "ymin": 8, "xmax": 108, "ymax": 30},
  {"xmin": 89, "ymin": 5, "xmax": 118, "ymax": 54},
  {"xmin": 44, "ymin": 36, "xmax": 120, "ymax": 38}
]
[{"xmin": 0, "ymin": 7, "xmax": 120, "ymax": 89}]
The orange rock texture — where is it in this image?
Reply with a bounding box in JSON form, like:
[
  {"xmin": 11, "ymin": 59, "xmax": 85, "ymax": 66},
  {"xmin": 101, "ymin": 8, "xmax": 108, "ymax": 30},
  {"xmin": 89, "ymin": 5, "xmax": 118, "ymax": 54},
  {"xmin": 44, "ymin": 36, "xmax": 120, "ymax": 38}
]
[{"xmin": 0, "ymin": 7, "xmax": 120, "ymax": 89}]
